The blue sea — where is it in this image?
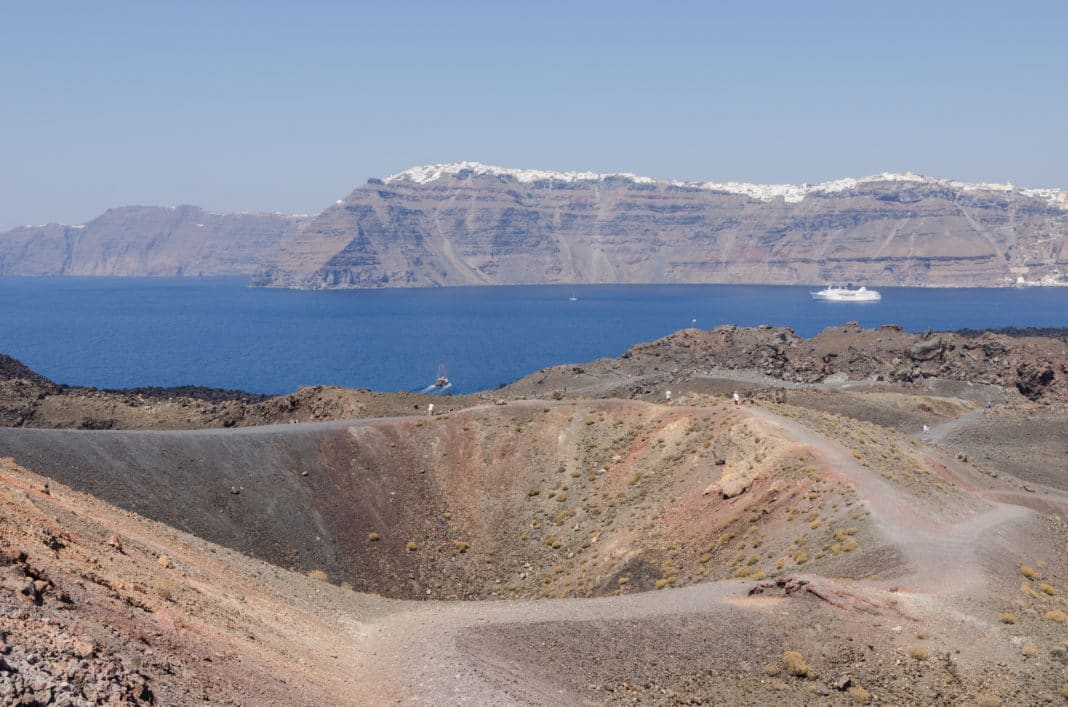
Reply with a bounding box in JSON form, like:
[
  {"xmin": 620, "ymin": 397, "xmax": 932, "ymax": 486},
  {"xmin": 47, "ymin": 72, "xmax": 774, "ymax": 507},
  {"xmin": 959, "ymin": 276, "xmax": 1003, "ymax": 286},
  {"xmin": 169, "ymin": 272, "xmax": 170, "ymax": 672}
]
[{"xmin": 0, "ymin": 278, "xmax": 1065, "ymax": 395}]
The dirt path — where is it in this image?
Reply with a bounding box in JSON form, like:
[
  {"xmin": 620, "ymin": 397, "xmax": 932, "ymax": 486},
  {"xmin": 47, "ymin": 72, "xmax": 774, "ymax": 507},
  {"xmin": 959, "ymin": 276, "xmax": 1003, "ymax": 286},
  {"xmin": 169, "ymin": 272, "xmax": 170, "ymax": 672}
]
[
  {"xmin": 746, "ymin": 406, "xmax": 1034, "ymax": 594},
  {"xmin": 348, "ymin": 577, "xmax": 792, "ymax": 703},
  {"xmin": 919, "ymin": 409, "xmax": 985, "ymax": 443},
  {"xmin": 338, "ymin": 402, "xmax": 1051, "ymax": 702}
]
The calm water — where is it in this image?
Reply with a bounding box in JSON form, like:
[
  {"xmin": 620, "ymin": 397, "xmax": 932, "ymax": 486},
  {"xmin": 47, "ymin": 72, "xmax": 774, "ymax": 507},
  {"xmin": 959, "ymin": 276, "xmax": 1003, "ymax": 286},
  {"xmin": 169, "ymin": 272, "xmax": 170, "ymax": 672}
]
[{"xmin": 0, "ymin": 278, "xmax": 1065, "ymax": 394}]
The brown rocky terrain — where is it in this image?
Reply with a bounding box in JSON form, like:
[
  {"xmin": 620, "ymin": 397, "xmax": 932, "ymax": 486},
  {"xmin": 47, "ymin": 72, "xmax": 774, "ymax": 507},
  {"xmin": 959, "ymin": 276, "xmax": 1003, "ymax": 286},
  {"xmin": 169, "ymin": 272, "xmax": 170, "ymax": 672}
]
[
  {"xmin": 0, "ymin": 456, "xmax": 379, "ymax": 705},
  {"xmin": 251, "ymin": 163, "xmax": 1068, "ymax": 289},
  {"xmin": 0, "ymin": 327, "xmax": 1067, "ymax": 704},
  {"xmin": 0, "ymin": 353, "xmax": 472, "ymax": 430},
  {"xmin": 0, "ymin": 205, "xmax": 308, "ymax": 276},
  {"xmin": 2, "ymin": 397, "xmax": 1067, "ymax": 704},
  {"xmin": 503, "ymin": 323, "xmax": 1068, "ymax": 404}
]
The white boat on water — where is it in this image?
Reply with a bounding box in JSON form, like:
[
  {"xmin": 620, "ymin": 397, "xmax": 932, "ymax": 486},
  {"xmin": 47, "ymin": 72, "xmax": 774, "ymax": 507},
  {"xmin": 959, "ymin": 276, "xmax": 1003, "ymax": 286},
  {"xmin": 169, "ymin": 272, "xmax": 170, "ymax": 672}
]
[
  {"xmin": 810, "ymin": 285, "xmax": 881, "ymax": 302},
  {"xmin": 434, "ymin": 362, "xmax": 450, "ymax": 388}
]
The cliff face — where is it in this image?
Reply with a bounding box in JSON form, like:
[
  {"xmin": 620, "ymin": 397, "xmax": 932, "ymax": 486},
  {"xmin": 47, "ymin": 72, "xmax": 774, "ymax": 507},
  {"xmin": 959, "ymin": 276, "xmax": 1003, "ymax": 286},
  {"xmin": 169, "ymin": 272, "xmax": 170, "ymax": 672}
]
[
  {"xmin": 251, "ymin": 163, "xmax": 1068, "ymax": 289},
  {"xmin": 0, "ymin": 205, "xmax": 308, "ymax": 277}
]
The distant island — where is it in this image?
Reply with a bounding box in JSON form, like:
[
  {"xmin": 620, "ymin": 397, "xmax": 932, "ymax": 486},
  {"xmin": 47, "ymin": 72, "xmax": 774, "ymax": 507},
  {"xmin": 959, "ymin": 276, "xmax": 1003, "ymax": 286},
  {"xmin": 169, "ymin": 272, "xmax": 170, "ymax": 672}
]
[
  {"xmin": 3, "ymin": 163, "xmax": 1066, "ymax": 287},
  {"xmin": 0, "ymin": 205, "xmax": 309, "ymax": 277}
]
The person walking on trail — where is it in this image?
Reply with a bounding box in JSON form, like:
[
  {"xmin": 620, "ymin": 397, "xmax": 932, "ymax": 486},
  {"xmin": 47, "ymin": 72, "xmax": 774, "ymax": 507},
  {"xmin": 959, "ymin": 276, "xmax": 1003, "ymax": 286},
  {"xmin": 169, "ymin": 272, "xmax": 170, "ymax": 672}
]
[
  {"xmin": 733, "ymin": 392, "xmax": 741, "ymax": 406},
  {"xmin": 428, "ymin": 403, "xmax": 434, "ymax": 416},
  {"xmin": 665, "ymin": 390, "xmax": 672, "ymax": 404}
]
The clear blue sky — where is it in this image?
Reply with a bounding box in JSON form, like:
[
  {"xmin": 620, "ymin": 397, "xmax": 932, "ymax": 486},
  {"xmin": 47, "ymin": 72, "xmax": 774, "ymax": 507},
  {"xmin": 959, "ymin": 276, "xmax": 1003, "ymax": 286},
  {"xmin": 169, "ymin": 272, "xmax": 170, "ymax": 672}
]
[{"xmin": 2, "ymin": 0, "xmax": 1066, "ymax": 230}]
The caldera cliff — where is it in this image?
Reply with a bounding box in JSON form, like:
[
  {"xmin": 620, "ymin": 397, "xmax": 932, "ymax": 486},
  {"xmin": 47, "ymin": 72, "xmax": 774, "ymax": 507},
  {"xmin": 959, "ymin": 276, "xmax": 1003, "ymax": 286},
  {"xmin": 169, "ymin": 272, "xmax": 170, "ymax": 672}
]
[
  {"xmin": 0, "ymin": 205, "xmax": 309, "ymax": 277},
  {"xmin": 251, "ymin": 162, "xmax": 1068, "ymax": 289}
]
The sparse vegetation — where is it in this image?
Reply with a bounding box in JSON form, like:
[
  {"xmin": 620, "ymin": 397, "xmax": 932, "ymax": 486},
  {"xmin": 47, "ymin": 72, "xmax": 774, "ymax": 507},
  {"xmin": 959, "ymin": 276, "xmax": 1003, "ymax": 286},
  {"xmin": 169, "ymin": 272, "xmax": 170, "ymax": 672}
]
[
  {"xmin": 1021, "ymin": 642, "xmax": 1038, "ymax": 657},
  {"xmin": 405, "ymin": 541, "xmax": 418, "ymax": 552},
  {"xmin": 1020, "ymin": 565, "xmax": 1039, "ymax": 580},
  {"xmin": 307, "ymin": 569, "xmax": 329, "ymax": 582},
  {"xmin": 1039, "ymin": 583, "xmax": 1056, "ymax": 595},
  {"xmin": 783, "ymin": 650, "xmax": 809, "ymax": 677},
  {"xmin": 153, "ymin": 581, "xmax": 176, "ymax": 602},
  {"xmin": 368, "ymin": 532, "xmax": 380, "ymax": 541},
  {"xmin": 850, "ymin": 686, "xmax": 872, "ymax": 704},
  {"xmin": 908, "ymin": 644, "xmax": 929, "ymax": 661},
  {"xmin": 1045, "ymin": 609, "xmax": 1068, "ymax": 623},
  {"xmin": 999, "ymin": 612, "xmax": 1016, "ymax": 625}
]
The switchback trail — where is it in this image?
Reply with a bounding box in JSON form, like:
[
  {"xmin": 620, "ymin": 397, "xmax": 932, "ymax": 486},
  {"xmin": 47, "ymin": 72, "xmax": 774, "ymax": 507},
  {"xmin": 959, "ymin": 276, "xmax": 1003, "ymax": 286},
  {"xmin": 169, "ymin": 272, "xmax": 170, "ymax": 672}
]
[{"xmin": 747, "ymin": 406, "xmax": 1035, "ymax": 594}]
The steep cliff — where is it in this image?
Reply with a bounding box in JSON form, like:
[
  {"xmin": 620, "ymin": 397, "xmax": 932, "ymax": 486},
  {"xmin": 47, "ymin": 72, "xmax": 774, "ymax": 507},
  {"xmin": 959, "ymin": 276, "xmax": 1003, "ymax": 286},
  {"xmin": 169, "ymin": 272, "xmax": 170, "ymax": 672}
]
[
  {"xmin": 0, "ymin": 205, "xmax": 308, "ymax": 276},
  {"xmin": 251, "ymin": 163, "xmax": 1068, "ymax": 289}
]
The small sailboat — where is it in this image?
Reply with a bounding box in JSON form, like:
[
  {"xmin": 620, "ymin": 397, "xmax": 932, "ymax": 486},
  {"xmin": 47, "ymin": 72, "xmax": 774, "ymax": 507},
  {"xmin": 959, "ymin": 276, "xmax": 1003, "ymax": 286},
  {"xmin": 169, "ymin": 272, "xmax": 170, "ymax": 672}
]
[
  {"xmin": 434, "ymin": 362, "xmax": 450, "ymax": 388},
  {"xmin": 568, "ymin": 291, "xmax": 577, "ymax": 301}
]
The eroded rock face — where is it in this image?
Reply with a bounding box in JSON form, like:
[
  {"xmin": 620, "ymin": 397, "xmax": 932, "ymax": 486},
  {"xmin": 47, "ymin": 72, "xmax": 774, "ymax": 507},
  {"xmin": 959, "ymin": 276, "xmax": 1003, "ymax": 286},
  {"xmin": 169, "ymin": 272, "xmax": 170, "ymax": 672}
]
[
  {"xmin": 252, "ymin": 166, "xmax": 1068, "ymax": 289},
  {"xmin": 0, "ymin": 206, "xmax": 309, "ymax": 276}
]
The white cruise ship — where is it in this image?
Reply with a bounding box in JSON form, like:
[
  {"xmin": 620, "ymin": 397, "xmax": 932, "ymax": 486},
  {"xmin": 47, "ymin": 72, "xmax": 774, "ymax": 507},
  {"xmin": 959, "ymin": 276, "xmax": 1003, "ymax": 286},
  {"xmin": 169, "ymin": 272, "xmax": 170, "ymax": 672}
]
[{"xmin": 810, "ymin": 285, "xmax": 881, "ymax": 302}]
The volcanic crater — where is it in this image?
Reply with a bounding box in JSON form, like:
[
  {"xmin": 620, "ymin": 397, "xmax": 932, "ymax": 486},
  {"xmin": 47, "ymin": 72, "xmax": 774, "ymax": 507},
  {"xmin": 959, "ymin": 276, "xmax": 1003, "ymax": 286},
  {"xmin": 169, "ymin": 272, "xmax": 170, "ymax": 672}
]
[
  {"xmin": 2, "ymin": 327, "xmax": 1067, "ymax": 705},
  {"xmin": 0, "ymin": 399, "xmax": 897, "ymax": 602}
]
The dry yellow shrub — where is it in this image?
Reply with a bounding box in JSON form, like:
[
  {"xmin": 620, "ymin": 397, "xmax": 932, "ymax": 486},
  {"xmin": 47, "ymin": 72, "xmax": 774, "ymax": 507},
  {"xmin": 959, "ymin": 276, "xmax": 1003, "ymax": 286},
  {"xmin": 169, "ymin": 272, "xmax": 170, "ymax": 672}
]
[{"xmin": 783, "ymin": 650, "xmax": 809, "ymax": 677}]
